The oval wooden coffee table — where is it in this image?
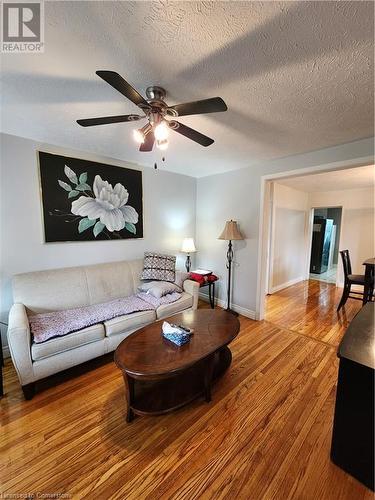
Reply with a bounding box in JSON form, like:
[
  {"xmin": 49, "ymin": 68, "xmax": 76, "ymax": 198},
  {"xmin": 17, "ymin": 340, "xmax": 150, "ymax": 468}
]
[{"xmin": 115, "ymin": 309, "xmax": 240, "ymax": 422}]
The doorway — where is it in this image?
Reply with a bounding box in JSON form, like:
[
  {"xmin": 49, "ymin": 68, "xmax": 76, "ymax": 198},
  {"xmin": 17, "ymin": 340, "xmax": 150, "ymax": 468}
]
[
  {"xmin": 256, "ymin": 159, "xmax": 374, "ymax": 321},
  {"xmin": 308, "ymin": 207, "xmax": 342, "ymax": 284}
]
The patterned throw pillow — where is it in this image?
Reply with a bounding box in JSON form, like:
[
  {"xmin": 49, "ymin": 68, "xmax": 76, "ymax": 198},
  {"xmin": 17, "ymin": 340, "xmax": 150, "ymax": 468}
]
[{"xmin": 141, "ymin": 252, "xmax": 176, "ymax": 282}]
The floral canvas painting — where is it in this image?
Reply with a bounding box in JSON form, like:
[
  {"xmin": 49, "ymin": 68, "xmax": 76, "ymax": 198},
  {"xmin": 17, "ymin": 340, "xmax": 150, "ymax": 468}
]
[{"xmin": 39, "ymin": 151, "xmax": 143, "ymax": 242}]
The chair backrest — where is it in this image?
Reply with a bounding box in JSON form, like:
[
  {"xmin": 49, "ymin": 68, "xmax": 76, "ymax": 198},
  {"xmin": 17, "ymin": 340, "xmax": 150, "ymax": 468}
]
[{"xmin": 340, "ymin": 250, "xmax": 352, "ymax": 278}]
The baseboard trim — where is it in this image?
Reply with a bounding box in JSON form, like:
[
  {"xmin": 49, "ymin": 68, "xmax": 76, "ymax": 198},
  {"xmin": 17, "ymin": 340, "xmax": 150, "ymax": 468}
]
[
  {"xmin": 3, "ymin": 345, "xmax": 10, "ymax": 358},
  {"xmin": 269, "ymin": 276, "xmax": 304, "ymax": 294},
  {"xmin": 199, "ymin": 292, "xmax": 256, "ymax": 320}
]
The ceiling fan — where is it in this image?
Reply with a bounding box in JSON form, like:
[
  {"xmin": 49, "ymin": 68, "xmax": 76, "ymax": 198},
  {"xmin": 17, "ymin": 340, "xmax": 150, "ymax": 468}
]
[{"xmin": 77, "ymin": 71, "xmax": 228, "ymax": 152}]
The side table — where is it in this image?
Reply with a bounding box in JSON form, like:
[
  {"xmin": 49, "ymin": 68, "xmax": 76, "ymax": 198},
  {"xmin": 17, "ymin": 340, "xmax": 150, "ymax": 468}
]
[{"xmin": 200, "ymin": 280, "xmax": 217, "ymax": 309}]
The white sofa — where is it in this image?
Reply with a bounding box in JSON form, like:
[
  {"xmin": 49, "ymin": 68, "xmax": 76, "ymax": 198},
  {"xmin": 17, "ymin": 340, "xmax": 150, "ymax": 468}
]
[{"xmin": 8, "ymin": 258, "xmax": 199, "ymax": 399}]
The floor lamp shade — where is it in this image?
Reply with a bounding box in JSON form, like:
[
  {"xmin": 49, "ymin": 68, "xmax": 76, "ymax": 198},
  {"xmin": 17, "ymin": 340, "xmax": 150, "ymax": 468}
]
[
  {"xmin": 218, "ymin": 220, "xmax": 244, "ymax": 241},
  {"xmin": 218, "ymin": 220, "xmax": 244, "ymax": 313}
]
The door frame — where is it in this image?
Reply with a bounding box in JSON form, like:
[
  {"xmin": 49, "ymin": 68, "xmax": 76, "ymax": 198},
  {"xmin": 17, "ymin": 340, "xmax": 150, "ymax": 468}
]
[
  {"xmin": 265, "ymin": 182, "xmax": 275, "ymax": 295},
  {"xmin": 255, "ymin": 156, "xmax": 372, "ymax": 320}
]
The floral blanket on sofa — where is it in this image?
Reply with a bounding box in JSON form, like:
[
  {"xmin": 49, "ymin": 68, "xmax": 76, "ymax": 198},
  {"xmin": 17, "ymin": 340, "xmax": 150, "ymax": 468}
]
[{"xmin": 29, "ymin": 292, "xmax": 182, "ymax": 344}]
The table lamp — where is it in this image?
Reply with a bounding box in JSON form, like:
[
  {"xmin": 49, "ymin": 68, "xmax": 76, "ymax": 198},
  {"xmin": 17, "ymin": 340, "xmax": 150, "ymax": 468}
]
[
  {"xmin": 218, "ymin": 220, "xmax": 244, "ymax": 314},
  {"xmin": 181, "ymin": 238, "xmax": 196, "ymax": 272}
]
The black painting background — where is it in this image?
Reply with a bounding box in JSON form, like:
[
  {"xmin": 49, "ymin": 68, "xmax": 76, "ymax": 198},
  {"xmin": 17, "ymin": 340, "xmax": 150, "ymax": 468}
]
[{"xmin": 39, "ymin": 151, "xmax": 143, "ymax": 242}]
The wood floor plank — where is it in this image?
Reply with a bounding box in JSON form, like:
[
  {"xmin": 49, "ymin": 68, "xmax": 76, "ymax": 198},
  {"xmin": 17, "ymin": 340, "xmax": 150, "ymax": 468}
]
[{"xmin": 0, "ymin": 281, "xmax": 370, "ymax": 499}]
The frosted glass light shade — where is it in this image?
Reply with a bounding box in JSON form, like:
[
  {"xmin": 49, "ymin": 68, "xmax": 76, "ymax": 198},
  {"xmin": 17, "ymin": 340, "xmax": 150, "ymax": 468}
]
[
  {"xmin": 218, "ymin": 220, "xmax": 244, "ymax": 240},
  {"xmin": 133, "ymin": 123, "xmax": 152, "ymax": 144},
  {"xmin": 181, "ymin": 238, "xmax": 196, "ymax": 253},
  {"xmin": 154, "ymin": 121, "xmax": 169, "ymax": 141}
]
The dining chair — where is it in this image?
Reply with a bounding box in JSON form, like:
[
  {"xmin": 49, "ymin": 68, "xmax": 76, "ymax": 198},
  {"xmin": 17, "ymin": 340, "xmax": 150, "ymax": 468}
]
[{"xmin": 337, "ymin": 250, "xmax": 374, "ymax": 311}]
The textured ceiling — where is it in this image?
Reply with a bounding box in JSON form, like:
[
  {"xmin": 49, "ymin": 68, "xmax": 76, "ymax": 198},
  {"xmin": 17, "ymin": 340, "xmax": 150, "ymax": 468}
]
[
  {"xmin": 277, "ymin": 165, "xmax": 375, "ymax": 192},
  {"xmin": 1, "ymin": 1, "xmax": 374, "ymax": 177}
]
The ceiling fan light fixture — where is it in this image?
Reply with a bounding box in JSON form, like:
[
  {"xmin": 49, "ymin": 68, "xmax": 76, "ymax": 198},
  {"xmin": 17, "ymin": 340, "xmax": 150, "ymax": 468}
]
[
  {"xmin": 77, "ymin": 71, "xmax": 228, "ymax": 152},
  {"xmin": 133, "ymin": 123, "xmax": 152, "ymax": 144},
  {"xmin": 156, "ymin": 139, "xmax": 168, "ymax": 150},
  {"xmin": 154, "ymin": 120, "xmax": 169, "ymax": 141}
]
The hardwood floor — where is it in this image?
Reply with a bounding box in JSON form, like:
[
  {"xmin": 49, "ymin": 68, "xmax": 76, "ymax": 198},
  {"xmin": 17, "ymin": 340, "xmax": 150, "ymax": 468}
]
[
  {"xmin": 1, "ymin": 280, "xmax": 370, "ymax": 499},
  {"xmin": 265, "ymin": 279, "xmax": 362, "ymax": 347}
]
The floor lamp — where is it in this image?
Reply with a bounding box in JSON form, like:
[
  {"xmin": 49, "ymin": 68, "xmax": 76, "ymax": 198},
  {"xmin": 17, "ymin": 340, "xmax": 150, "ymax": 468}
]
[{"xmin": 218, "ymin": 220, "xmax": 244, "ymax": 315}]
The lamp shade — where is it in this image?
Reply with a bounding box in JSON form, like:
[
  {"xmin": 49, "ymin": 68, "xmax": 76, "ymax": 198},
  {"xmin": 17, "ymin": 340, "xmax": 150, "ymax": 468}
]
[
  {"xmin": 218, "ymin": 220, "xmax": 244, "ymax": 240},
  {"xmin": 181, "ymin": 237, "xmax": 196, "ymax": 253}
]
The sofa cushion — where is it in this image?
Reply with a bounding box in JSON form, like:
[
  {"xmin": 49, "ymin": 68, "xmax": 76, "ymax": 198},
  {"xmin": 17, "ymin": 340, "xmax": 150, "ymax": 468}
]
[
  {"xmin": 104, "ymin": 309, "xmax": 156, "ymax": 337},
  {"xmin": 31, "ymin": 323, "xmax": 105, "ymax": 361},
  {"xmin": 85, "ymin": 260, "xmax": 141, "ymax": 305},
  {"xmin": 13, "ymin": 266, "xmax": 90, "ymax": 314},
  {"xmin": 156, "ymin": 292, "xmax": 193, "ymax": 319}
]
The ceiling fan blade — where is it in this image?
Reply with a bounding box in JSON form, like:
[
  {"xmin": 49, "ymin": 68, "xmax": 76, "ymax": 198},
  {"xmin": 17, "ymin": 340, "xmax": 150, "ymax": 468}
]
[
  {"xmin": 171, "ymin": 121, "xmax": 214, "ymax": 147},
  {"xmin": 77, "ymin": 114, "xmax": 142, "ymax": 127},
  {"xmin": 168, "ymin": 97, "xmax": 227, "ymax": 117},
  {"xmin": 139, "ymin": 131, "xmax": 155, "ymax": 152},
  {"xmin": 96, "ymin": 71, "xmax": 149, "ymax": 108}
]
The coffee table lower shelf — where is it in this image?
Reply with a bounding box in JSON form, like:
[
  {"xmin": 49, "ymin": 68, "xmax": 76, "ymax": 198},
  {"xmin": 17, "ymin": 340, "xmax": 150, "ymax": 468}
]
[{"xmin": 120, "ymin": 346, "xmax": 232, "ymax": 422}]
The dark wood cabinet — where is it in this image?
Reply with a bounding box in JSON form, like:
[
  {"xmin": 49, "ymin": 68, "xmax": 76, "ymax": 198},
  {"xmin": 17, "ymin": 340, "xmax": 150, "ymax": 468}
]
[{"xmin": 331, "ymin": 302, "xmax": 374, "ymax": 491}]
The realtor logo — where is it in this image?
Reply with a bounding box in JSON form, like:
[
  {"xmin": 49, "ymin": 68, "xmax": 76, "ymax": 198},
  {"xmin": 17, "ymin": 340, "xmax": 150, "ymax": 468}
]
[{"xmin": 2, "ymin": 1, "xmax": 44, "ymax": 52}]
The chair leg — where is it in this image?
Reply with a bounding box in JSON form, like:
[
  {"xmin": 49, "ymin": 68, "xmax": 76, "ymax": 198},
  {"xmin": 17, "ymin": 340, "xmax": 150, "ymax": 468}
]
[
  {"xmin": 369, "ymin": 284, "xmax": 374, "ymax": 302},
  {"xmin": 337, "ymin": 284, "xmax": 350, "ymax": 311}
]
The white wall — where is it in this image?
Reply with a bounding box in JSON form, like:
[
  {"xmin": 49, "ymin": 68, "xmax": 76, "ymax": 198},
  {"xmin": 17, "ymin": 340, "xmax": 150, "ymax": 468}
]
[
  {"xmin": 0, "ymin": 133, "xmax": 197, "ymax": 351},
  {"xmin": 269, "ymin": 183, "xmax": 309, "ymax": 292},
  {"xmin": 1, "ymin": 133, "xmax": 373, "ymax": 349},
  {"xmin": 309, "ymin": 187, "xmax": 374, "ymax": 285},
  {"xmin": 196, "ymin": 137, "xmax": 374, "ymax": 317}
]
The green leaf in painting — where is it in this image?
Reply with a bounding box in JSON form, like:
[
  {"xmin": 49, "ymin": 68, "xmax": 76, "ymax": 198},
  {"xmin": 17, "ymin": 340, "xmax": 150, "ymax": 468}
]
[
  {"xmin": 68, "ymin": 190, "xmax": 80, "ymax": 198},
  {"xmin": 93, "ymin": 221, "xmax": 105, "ymax": 237},
  {"xmin": 78, "ymin": 217, "xmax": 96, "ymax": 233},
  {"xmin": 76, "ymin": 183, "xmax": 91, "ymax": 191},
  {"xmin": 64, "ymin": 165, "xmax": 78, "ymax": 185},
  {"xmin": 58, "ymin": 180, "xmax": 72, "ymax": 191},
  {"xmin": 79, "ymin": 172, "xmax": 88, "ymax": 184},
  {"xmin": 125, "ymin": 222, "xmax": 136, "ymax": 234}
]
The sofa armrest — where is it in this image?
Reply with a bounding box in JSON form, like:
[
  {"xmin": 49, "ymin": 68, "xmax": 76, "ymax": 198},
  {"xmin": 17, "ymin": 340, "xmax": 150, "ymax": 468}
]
[
  {"xmin": 7, "ymin": 303, "xmax": 34, "ymax": 385},
  {"xmin": 183, "ymin": 280, "xmax": 200, "ymax": 310}
]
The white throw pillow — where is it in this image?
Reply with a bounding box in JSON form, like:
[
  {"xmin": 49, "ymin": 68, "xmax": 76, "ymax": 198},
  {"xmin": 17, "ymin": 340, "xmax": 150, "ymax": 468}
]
[{"xmin": 138, "ymin": 281, "xmax": 181, "ymax": 299}]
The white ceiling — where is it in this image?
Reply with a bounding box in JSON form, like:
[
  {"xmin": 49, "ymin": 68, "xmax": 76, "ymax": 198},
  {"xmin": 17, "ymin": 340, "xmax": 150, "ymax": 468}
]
[
  {"xmin": 1, "ymin": 1, "xmax": 374, "ymax": 177},
  {"xmin": 276, "ymin": 164, "xmax": 375, "ymax": 192}
]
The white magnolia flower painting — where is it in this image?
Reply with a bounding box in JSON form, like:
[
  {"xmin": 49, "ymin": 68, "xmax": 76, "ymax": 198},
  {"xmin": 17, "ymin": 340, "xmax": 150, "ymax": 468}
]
[
  {"xmin": 71, "ymin": 175, "xmax": 139, "ymax": 234},
  {"xmin": 39, "ymin": 152, "xmax": 143, "ymax": 242}
]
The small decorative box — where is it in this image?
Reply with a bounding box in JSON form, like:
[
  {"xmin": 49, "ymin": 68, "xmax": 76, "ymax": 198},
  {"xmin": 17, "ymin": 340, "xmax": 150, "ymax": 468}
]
[
  {"xmin": 162, "ymin": 321, "xmax": 193, "ymax": 346},
  {"xmin": 163, "ymin": 332, "xmax": 191, "ymax": 346}
]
